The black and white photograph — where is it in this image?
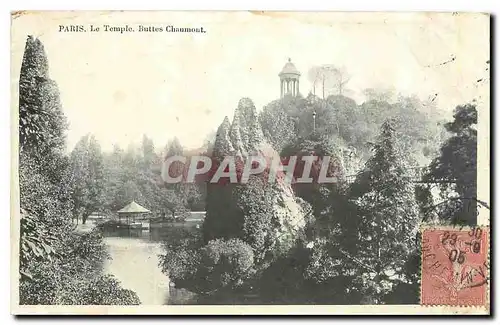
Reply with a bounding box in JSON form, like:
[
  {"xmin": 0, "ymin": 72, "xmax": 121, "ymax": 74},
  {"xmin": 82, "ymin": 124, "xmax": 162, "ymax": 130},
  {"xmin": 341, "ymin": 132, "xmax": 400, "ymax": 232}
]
[{"xmin": 10, "ymin": 11, "xmax": 490, "ymax": 315}]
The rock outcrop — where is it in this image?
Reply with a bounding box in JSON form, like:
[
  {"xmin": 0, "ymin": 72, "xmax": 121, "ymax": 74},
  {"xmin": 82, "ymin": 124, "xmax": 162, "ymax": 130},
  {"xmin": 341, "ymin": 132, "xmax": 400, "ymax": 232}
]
[{"xmin": 203, "ymin": 98, "xmax": 310, "ymax": 262}]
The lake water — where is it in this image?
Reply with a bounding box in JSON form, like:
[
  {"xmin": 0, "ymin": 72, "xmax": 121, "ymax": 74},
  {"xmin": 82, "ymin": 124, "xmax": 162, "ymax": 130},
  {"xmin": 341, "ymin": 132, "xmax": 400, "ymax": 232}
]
[
  {"xmin": 101, "ymin": 226, "xmax": 199, "ymax": 305},
  {"xmin": 103, "ymin": 236, "xmax": 171, "ymax": 305}
]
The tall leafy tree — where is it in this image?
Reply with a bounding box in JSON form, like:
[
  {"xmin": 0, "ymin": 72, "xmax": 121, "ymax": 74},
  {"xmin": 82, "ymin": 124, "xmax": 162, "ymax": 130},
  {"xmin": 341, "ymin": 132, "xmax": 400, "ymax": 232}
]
[
  {"xmin": 158, "ymin": 137, "xmax": 201, "ymax": 218},
  {"xmin": 137, "ymin": 135, "xmax": 164, "ymax": 214},
  {"xmin": 422, "ymin": 104, "xmax": 480, "ymax": 225},
  {"xmin": 163, "ymin": 137, "xmax": 184, "ymax": 190},
  {"xmin": 18, "ymin": 36, "xmax": 140, "ymax": 305},
  {"xmin": 307, "ymin": 65, "xmax": 351, "ymax": 99},
  {"xmin": 259, "ymin": 99, "xmax": 296, "ymax": 152},
  {"xmin": 102, "ymin": 144, "xmax": 125, "ymax": 211},
  {"xmin": 165, "ymin": 137, "xmax": 183, "ymax": 157},
  {"xmin": 141, "ymin": 134, "xmax": 156, "ymax": 169},
  {"xmin": 350, "ymin": 119, "xmax": 420, "ymax": 303},
  {"xmin": 69, "ymin": 134, "xmax": 106, "ymax": 223},
  {"xmin": 19, "ymin": 36, "xmax": 69, "ymax": 186},
  {"xmin": 87, "ymin": 136, "xmax": 106, "ymax": 214},
  {"xmin": 203, "ymin": 117, "xmax": 242, "ymax": 242},
  {"xmin": 18, "ymin": 36, "xmax": 72, "ymax": 279},
  {"xmin": 117, "ymin": 180, "xmax": 144, "ymax": 207}
]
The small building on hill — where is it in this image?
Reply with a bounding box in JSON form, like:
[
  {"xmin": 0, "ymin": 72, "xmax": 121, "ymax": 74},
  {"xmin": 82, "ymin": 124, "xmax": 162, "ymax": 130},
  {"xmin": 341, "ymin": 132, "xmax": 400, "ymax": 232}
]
[{"xmin": 279, "ymin": 58, "xmax": 301, "ymax": 98}]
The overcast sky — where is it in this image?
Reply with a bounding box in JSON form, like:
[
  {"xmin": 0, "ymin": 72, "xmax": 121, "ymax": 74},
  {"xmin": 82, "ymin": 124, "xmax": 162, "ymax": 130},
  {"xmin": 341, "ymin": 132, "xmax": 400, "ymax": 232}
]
[{"xmin": 11, "ymin": 12, "xmax": 489, "ymax": 152}]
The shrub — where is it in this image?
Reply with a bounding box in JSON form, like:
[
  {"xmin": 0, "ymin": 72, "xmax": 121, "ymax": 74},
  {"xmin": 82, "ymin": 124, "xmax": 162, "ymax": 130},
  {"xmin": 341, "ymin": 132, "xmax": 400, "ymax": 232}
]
[
  {"xmin": 198, "ymin": 238, "xmax": 255, "ymax": 291},
  {"xmin": 161, "ymin": 237, "xmax": 255, "ymax": 295},
  {"xmin": 19, "ymin": 261, "xmax": 59, "ymax": 305},
  {"xmin": 257, "ymin": 243, "xmax": 312, "ymax": 303},
  {"xmin": 78, "ymin": 275, "xmax": 141, "ymax": 305},
  {"xmin": 159, "ymin": 225, "xmax": 202, "ymax": 285}
]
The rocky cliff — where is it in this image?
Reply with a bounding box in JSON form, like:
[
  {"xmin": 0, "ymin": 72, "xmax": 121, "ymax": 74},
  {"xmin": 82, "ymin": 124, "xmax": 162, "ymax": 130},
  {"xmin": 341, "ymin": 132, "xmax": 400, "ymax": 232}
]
[{"xmin": 204, "ymin": 98, "xmax": 310, "ymax": 261}]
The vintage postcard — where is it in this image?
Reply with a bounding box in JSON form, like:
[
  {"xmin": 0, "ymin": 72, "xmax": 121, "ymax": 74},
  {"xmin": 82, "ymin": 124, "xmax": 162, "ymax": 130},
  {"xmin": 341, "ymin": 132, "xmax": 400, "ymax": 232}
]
[{"xmin": 10, "ymin": 11, "xmax": 490, "ymax": 315}]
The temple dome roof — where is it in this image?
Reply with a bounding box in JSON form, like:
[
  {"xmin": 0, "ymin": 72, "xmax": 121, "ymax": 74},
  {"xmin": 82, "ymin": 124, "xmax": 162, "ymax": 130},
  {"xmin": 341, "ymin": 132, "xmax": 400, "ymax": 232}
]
[{"xmin": 279, "ymin": 58, "xmax": 300, "ymax": 77}]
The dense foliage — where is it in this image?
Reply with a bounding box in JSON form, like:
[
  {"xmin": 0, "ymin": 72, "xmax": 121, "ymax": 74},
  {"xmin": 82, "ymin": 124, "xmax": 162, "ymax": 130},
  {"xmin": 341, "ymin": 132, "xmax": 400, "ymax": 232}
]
[
  {"xmin": 20, "ymin": 230, "xmax": 140, "ymax": 305},
  {"xmin": 19, "ymin": 36, "xmax": 478, "ymax": 306},
  {"xmin": 67, "ymin": 133, "xmax": 204, "ymax": 223},
  {"xmin": 348, "ymin": 119, "xmax": 420, "ymax": 303},
  {"xmin": 69, "ymin": 134, "xmax": 106, "ymax": 223},
  {"xmin": 203, "ymin": 99, "xmax": 310, "ymax": 262},
  {"xmin": 160, "ymin": 235, "xmax": 254, "ymax": 295},
  {"xmin": 18, "ymin": 36, "xmax": 140, "ymax": 305},
  {"xmin": 160, "ymin": 81, "xmax": 478, "ymax": 304},
  {"xmin": 260, "ymin": 91, "xmax": 446, "ymax": 165},
  {"xmin": 421, "ymin": 104, "xmax": 480, "ymax": 225}
]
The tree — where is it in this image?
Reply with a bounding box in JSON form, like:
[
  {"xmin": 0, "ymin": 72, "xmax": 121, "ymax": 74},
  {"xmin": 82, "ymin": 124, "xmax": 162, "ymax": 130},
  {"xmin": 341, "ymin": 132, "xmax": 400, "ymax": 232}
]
[
  {"xmin": 197, "ymin": 239, "xmax": 255, "ymax": 292},
  {"xmin": 141, "ymin": 134, "xmax": 156, "ymax": 169},
  {"xmin": 19, "ymin": 152, "xmax": 68, "ymax": 281},
  {"xmin": 87, "ymin": 136, "xmax": 105, "ymax": 217},
  {"xmin": 259, "ymin": 99, "xmax": 297, "ymax": 152},
  {"xmin": 162, "ymin": 137, "xmax": 184, "ymax": 189},
  {"xmin": 78, "ymin": 275, "xmax": 141, "ymax": 305},
  {"xmin": 422, "ymin": 104, "xmax": 480, "ymax": 225},
  {"xmin": 362, "ymin": 88, "xmax": 396, "ymax": 103},
  {"xmin": 228, "ymin": 98, "xmax": 265, "ymax": 155},
  {"xmin": 160, "ymin": 237, "xmax": 254, "ymax": 295},
  {"xmin": 117, "ymin": 180, "xmax": 144, "ymax": 207},
  {"xmin": 203, "ymin": 117, "xmax": 243, "ymax": 243},
  {"xmin": 319, "ymin": 65, "xmax": 334, "ymax": 99},
  {"xmin": 102, "ymin": 145, "xmax": 125, "ymax": 212},
  {"xmin": 233, "ymin": 176, "xmax": 287, "ymax": 262},
  {"xmin": 165, "ymin": 137, "xmax": 183, "ymax": 157},
  {"xmin": 202, "ymin": 129, "xmax": 218, "ymax": 152},
  {"xmin": 159, "ymin": 187, "xmax": 187, "ymax": 218},
  {"xmin": 204, "ymin": 98, "xmax": 309, "ymax": 261},
  {"xmin": 295, "ymin": 93, "xmax": 330, "ymax": 138},
  {"xmin": 19, "ymin": 36, "xmax": 69, "ymax": 187},
  {"xmin": 308, "ymin": 65, "xmax": 352, "ymax": 99},
  {"xmin": 350, "ymin": 119, "xmax": 420, "ymax": 303},
  {"xmin": 69, "ymin": 134, "xmax": 106, "ymax": 224},
  {"xmin": 329, "ymin": 66, "xmax": 351, "ymax": 96},
  {"xmin": 392, "ymin": 95, "xmax": 445, "ymax": 163},
  {"xmin": 18, "ymin": 36, "xmax": 139, "ymax": 305},
  {"xmin": 307, "ymin": 66, "xmax": 323, "ymax": 96},
  {"xmin": 18, "ymin": 36, "xmax": 73, "ymax": 280},
  {"xmin": 19, "ymin": 36, "xmax": 65, "ymax": 152}
]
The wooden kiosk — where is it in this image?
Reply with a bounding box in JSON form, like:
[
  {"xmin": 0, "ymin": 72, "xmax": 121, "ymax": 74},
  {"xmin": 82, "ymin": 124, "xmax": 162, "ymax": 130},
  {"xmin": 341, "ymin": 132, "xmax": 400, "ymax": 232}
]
[{"xmin": 117, "ymin": 201, "xmax": 151, "ymax": 229}]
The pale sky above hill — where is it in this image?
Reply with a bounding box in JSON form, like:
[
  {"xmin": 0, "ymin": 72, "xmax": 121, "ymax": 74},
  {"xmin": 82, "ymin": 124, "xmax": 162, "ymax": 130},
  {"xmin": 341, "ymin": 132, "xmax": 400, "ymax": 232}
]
[{"xmin": 11, "ymin": 12, "xmax": 490, "ymax": 152}]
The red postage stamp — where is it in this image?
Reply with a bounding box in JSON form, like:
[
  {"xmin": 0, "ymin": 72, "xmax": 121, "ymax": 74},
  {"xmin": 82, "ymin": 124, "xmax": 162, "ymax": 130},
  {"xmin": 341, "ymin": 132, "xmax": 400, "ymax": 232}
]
[{"xmin": 421, "ymin": 227, "xmax": 489, "ymax": 306}]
